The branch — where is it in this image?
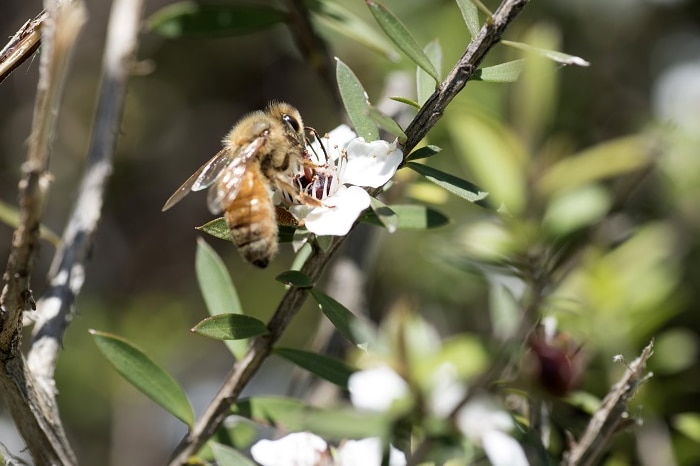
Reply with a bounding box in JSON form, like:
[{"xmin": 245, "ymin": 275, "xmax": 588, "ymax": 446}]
[
  {"xmin": 562, "ymin": 341, "xmax": 655, "ymax": 466},
  {"xmin": 0, "ymin": 10, "xmax": 46, "ymax": 84}
]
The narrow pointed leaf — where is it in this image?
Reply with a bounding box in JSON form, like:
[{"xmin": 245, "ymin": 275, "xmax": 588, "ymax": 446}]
[
  {"xmin": 472, "ymin": 59, "xmax": 524, "ymax": 82},
  {"xmin": 405, "ymin": 145, "xmax": 441, "ymax": 162},
  {"xmin": 310, "ymin": 289, "xmax": 360, "ymax": 344},
  {"xmin": 369, "ymin": 197, "xmax": 399, "ymax": 233},
  {"xmin": 275, "ymin": 270, "xmax": 314, "ymax": 288},
  {"xmin": 308, "ymin": 0, "xmax": 399, "ymax": 61},
  {"xmin": 361, "ymin": 204, "xmax": 449, "ymax": 229},
  {"xmin": 192, "ymin": 314, "xmax": 269, "ymax": 340},
  {"xmin": 417, "ymin": 40, "xmax": 442, "ymax": 105},
  {"xmin": 406, "ymin": 162, "xmax": 490, "ymax": 205},
  {"xmin": 389, "ymin": 96, "xmax": 421, "ymax": 108},
  {"xmin": 210, "ymin": 442, "xmax": 257, "ymax": 466},
  {"xmin": 336, "ymin": 58, "xmax": 378, "ymax": 140},
  {"xmin": 197, "ymin": 217, "xmax": 231, "ymax": 241},
  {"xmin": 501, "ymin": 40, "xmax": 590, "ymax": 67},
  {"xmin": 366, "ymin": 0, "xmax": 439, "ymax": 81},
  {"xmin": 366, "ymin": 107, "xmax": 406, "ymax": 143},
  {"xmin": 456, "ymin": 0, "xmax": 480, "ymax": 37},
  {"xmin": 274, "ymin": 347, "xmax": 354, "ymax": 388},
  {"xmin": 90, "ymin": 330, "xmax": 194, "ymax": 427},
  {"xmin": 147, "ymin": 2, "xmax": 287, "ymax": 38},
  {"xmin": 231, "ymin": 396, "xmax": 307, "ymax": 429},
  {"xmin": 196, "ymin": 238, "xmax": 246, "ymax": 358}
]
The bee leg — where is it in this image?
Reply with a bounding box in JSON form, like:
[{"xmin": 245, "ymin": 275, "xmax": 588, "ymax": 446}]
[{"xmin": 272, "ymin": 175, "xmax": 324, "ymax": 207}]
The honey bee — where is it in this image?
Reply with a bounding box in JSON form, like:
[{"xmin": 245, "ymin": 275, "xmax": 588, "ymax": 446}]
[{"xmin": 162, "ymin": 102, "xmax": 317, "ymax": 268}]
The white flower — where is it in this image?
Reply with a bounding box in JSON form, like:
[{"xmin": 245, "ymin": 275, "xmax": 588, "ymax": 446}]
[
  {"xmin": 250, "ymin": 432, "xmax": 330, "ymax": 466},
  {"xmin": 335, "ymin": 438, "xmax": 406, "ymax": 466},
  {"xmin": 284, "ymin": 125, "xmax": 403, "ymax": 236},
  {"xmin": 348, "ymin": 366, "xmax": 409, "ymax": 412}
]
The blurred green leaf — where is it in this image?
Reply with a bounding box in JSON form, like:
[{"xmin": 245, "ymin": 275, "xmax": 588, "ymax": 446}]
[
  {"xmin": 472, "ymin": 60, "xmax": 524, "ymax": 82},
  {"xmin": 447, "ymin": 112, "xmax": 527, "ymax": 214},
  {"xmin": 369, "ymin": 197, "xmax": 399, "ymax": 233},
  {"xmin": 196, "ymin": 238, "xmax": 247, "ymax": 358},
  {"xmin": 308, "ymin": 0, "xmax": 399, "ymax": 61},
  {"xmin": 417, "ymin": 40, "xmax": 442, "ymax": 105},
  {"xmin": 90, "ymin": 330, "xmax": 194, "ymax": 427},
  {"xmin": 538, "ymin": 136, "xmax": 652, "ymax": 197},
  {"xmin": 389, "ymin": 96, "xmax": 421, "ymax": 108},
  {"xmin": 489, "ymin": 283, "xmax": 520, "ymax": 339},
  {"xmin": 543, "ymin": 184, "xmax": 611, "ymax": 236},
  {"xmin": 147, "ymin": 2, "xmax": 287, "ymax": 38},
  {"xmin": 197, "ymin": 217, "xmax": 230, "ymax": 241},
  {"xmin": 362, "ymin": 203, "xmax": 449, "ymax": 229},
  {"xmin": 0, "ymin": 199, "xmax": 61, "ymax": 246},
  {"xmin": 674, "ymin": 413, "xmax": 700, "ymax": 444},
  {"xmin": 210, "ymin": 442, "xmax": 257, "ymax": 466},
  {"xmin": 366, "ymin": 107, "xmax": 407, "ymax": 143},
  {"xmin": 191, "ymin": 314, "xmax": 268, "ymax": 340},
  {"xmin": 336, "ymin": 58, "xmax": 378, "ymax": 140},
  {"xmin": 501, "ymin": 39, "xmax": 590, "ymax": 67},
  {"xmin": 232, "ymin": 396, "xmax": 307, "ymax": 429},
  {"xmin": 405, "ymin": 145, "xmax": 441, "ymax": 162},
  {"xmin": 456, "ymin": 0, "xmax": 480, "ymax": 37},
  {"xmin": 310, "ymin": 289, "xmax": 360, "ymax": 344},
  {"xmin": 274, "ymin": 347, "xmax": 354, "ymax": 388},
  {"xmin": 406, "ymin": 162, "xmax": 489, "ymax": 205},
  {"xmin": 366, "ymin": 0, "xmax": 439, "ymax": 81},
  {"xmin": 275, "ymin": 270, "xmax": 314, "ymax": 288}
]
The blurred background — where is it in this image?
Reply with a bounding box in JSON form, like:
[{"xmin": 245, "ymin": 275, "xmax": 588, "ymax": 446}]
[{"xmin": 1, "ymin": 0, "xmax": 700, "ymax": 464}]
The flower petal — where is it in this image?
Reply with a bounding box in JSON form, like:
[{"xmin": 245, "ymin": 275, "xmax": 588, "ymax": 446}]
[
  {"xmin": 336, "ymin": 438, "xmax": 407, "ymax": 466},
  {"xmin": 304, "ymin": 186, "xmax": 370, "ymax": 236},
  {"xmin": 349, "ymin": 366, "xmax": 409, "ymax": 412},
  {"xmin": 456, "ymin": 396, "xmax": 514, "ymax": 440},
  {"xmin": 250, "ymin": 432, "xmax": 329, "ymax": 466},
  {"xmin": 482, "ymin": 430, "xmax": 529, "ymax": 466},
  {"xmin": 308, "ymin": 124, "xmax": 357, "ymax": 163},
  {"xmin": 342, "ymin": 139, "xmax": 403, "ymax": 188}
]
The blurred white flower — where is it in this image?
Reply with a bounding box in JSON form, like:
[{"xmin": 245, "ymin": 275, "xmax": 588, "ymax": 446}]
[
  {"xmin": 348, "ymin": 366, "xmax": 409, "ymax": 412},
  {"xmin": 283, "ymin": 125, "xmax": 403, "ymax": 236},
  {"xmin": 251, "ymin": 432, "xmax": 330, "ymax": 466},
  {"xmin": 653, "ymin": 60, "xmax": 700, "ymax": 134},
  {"xmin": 335, "ymin": 438, "xmax": 406, "ymax": 466}
]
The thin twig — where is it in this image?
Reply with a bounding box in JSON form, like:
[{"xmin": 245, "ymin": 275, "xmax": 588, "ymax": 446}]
[
  {"xmin": 0, "ymin": 10, "xmax": 46, "ymax": 84},
  {"xmin": 562, "ymin": 341, "xmax": 654, "ymax": 466},
  {"xmin": 0, "ymin": 1, "xmax": 86, "ymax": 464}
]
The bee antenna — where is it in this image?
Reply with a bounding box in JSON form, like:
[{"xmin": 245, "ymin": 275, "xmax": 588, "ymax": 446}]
[{"xmin": 304, "ymin": 127, "xmax": 329, "ymax": 162}]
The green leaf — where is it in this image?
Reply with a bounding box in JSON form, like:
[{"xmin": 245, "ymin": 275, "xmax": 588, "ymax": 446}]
[
  {"xmin": 231, "ymin": 396, "xmax": 307, "ymax": 430},
  {"xmin": 361, "ymin": 204, "xmax": 449, "ymax": 229},
  {"xmin": 543, "ymin": 184, "xmax": 611, "ymax": 236},
  {"xmin": 90, "ymin": 330, "xmax": 194, "ymax": 427},
  {"xmin": 0, "ymin": 199, "xmax": 61, "ymax": 246},
  {"xmin": 456, "ymin": 0, "xmax": 480, "ymax": 37},
  {"xmin": 367, "ymin": 1, "xmax": 439, "ymax": 82},
  {"xmin": 192, "ymin": 314, "xmax": 269, "ymax": 340},
  {"xmin": 501, "ymin": 40, "xmax": 590, "ymax": 67},
  {"xmin": 308, "ymin": 0, "xmax": 399, "ymax": 61},
  {"xmin": 310, "ymin": 289, "xmax": 360, "ymax": 344},
  {"xmin": 197, "ymin": 217, "xmax": 231, "ymax": 241},
  {"xmin": 210, "ymin": 442, "xmax": 257, "ymax": 466},
  {"xmin": 405, "ymin": 145, "xmax": 441, "ymax": 162},
  {"xmin": 673, "ymin": 413, "xmax": 700, "ymax": 444},
  {"xmin": 336, "ymin": 58, "xmax": 378, "ymax": 141},
  {"xmin": 369, "ymin": 197, "xmax": 399, "ymax": 233},
  {"xmin": 196, "ymin": 238, "xmax": 247, "ymax": 358},
  {"xmin": 275, "ymin": 270, "xmax": 314, "ymax": 288},
  {"xmin": 274, "ymin": 347, "xmax": 354, "ymax": 388},
  {"xmin": 366, "ymin": 107, "xmax": 407, "ymax": 143},
  {"xmin": 416, "ymin": 40, "xmax": 442, "ymax": 106},
  {"xmin": 472, "ymin": 60, "xmax": 524, "ymax": 82},
  {"xmin": 406, "ymin": 162, "xmax": 490, "ymax": 206},
  {"xmin": 147, "ymin": 2, "xmax": 287, "ymax": 38},
  {"xmin": 389, "ymin": 96, "xmax": 421, "ymax": 109}
]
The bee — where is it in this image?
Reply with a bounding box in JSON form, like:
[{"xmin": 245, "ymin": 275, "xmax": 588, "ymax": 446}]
[{"xmin": 162, "ymin": 102, "xmax": 317, "ymax": 268}]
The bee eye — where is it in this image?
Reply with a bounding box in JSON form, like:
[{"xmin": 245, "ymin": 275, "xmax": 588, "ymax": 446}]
[{"xmin": 282, "ymin": 114, "xmax": 301, "ymax": 132}]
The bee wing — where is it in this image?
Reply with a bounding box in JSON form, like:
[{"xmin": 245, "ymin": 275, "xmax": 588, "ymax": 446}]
[
  {"xmin": 162, "ymin": 148, "xmax": 236, "ymax": 212},
  {"xmin": 206, "ymin": 136, "xmax": 266, "ymax": 215}
]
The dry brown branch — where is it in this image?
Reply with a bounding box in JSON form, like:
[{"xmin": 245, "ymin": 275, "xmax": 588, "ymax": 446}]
[{"xmin": 0, "ymin": 10, "xmax": 46, "ymax": 84}]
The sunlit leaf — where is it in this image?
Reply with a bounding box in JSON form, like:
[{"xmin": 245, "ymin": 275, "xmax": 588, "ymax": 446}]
[
  {"xmin": 366, "ymin": 0, "xmax": 439, "ymax": 81},
  {"xmin": 197, "ymin": 217, "xmax": 231, "ymax": 241},
  {"xmin": 361, "ymin": 204, "xmax": 449, "ymax": 229},
  {"xmin": 501, "ymin": 39, "xmax": 590, "ymax": 67},
  {"xmin": 674, "ymin": 413, "xmax": 700, "ymax": 444},
  {"xmin": 192, "ymin": 314, "xmax": 268, "ymax": 340},
  {"xmin": 90, "ymin": 330, "xmax": 194, "ymax": 427},
  {"xmin": 147, "ymin": 2, "xmax": 287, "ymax": 38},
  {"xmin": 456, "ymin": 0, "xmax": 480, "ymax": 37},
  {"xmin": 389, "ymin": 96, "xmax": 421, "ymax": 108},
  {"xmin": 366, "ymin": 107, "xmax": 407, "ymax": 143},
  {"xmin": 406, "ymin": 162, "xmax": 490, "ymax": 205},
  {"xmin": 310, "ymin": 289, "xmax": 360, "ymax": 344},
  {"xmin": 274, "ymin": 347, "xmax": 354, "ymax": 388},
  {"xmin": 417, "ymin": 40, "xmax": 442, "ymax": 105},
  {"xmin": 543, "ymin": 184, "xmax": 611, "ymax": 236},
  {"xmin": 336, "ymin": 58, "xmax": 378, "ymax": 140},
  {"xmin": 0, "ymin": 199, "xmax": 61, "ymax": 246},
  {"xmin": 472, "ymin": 60, "xmax": 524, "ymax": 82},
  {"xmin": 405, "ymin": 145, "xmax": 441, "ymax": 162},
  {"xmin": 369, "ymin": 197, "xmax": 399, "ymax": 233},
  {"xmin": 308, "ymin": 0, "xmax": 399, "ymax": 61},
  {"xmin": 275, "ymin": 270, "xmax": 314, "ymax": 288},
  {"xmin": 210, "ymin": 442, "xmax": 257, "ymax": 466}
]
